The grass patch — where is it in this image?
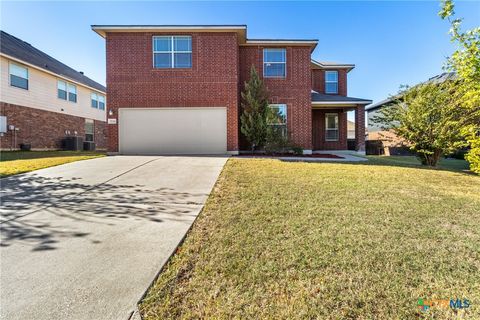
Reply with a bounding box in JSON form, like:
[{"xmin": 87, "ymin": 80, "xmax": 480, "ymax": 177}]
[
  {"xmin": 366, "ymin": 155, "xmax": 471, "ymax": 172},
  {"xmin": 140, "ymin": 158, "xmax": 480, "ymax": 319},
  {"xmin": 0, "ymin": 151, "xmax": 105, "ymax": 177}
]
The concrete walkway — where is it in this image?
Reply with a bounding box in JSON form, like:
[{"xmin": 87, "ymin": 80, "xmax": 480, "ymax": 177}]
[
  {"xmin": 235, "ymin": 151, "xmax": 368, "ymax": 162},
  {"xmin": 0, "ymin": 156, "xmax": 227, "ymax": 320}
]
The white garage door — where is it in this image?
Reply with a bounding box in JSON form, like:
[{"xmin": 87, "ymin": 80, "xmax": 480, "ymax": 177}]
[{"xmin": 119, "ymin": 108, "xmax": 227, "ymax": 155}]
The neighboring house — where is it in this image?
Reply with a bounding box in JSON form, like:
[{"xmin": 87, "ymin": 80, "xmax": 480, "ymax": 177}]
[
  {"xmin": 92, "ymin": 25, "xmax": 371, "ymax": 155},
  {"xmin": 365, "ymin": 72, "xmax": 455, "ymax": 155},
  {"xmin": 366, "ymin": 98, "xmax": 406, "ymax": 150},
  {"xmin": 0, "ymin": 31, "xmax": 107, "ymax": 150},
  {"xmin": 366, "ymin": 96, "xmax": 410, "ymax": 155}
]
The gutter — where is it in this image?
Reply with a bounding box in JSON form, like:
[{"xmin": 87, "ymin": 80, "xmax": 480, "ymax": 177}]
[{"xmin": 312, "ymin": 100, "xmax": 372, "ymax": 105}]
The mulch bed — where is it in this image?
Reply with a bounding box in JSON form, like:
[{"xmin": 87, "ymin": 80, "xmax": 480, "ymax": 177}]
[{"xmin": 236, "ymin": 153, "xmax": 344, "ymax": 159}]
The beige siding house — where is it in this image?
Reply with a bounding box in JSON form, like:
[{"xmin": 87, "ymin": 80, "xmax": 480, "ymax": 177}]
[{"xmin": 0, "ymin": 31, "xmax": 107, "ymax": 150}]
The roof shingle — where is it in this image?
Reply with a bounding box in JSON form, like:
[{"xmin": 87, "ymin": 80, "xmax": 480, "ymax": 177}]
[
  {"xmin": 1, "ymin": 30, "xmax": 105, "ymax": 92},
  {"xmin": 311, "ymin": 92, "xmax": 372, "ymax": 104}
]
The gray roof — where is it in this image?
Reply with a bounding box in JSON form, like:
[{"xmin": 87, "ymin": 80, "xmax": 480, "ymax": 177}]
[
  {"xmin": 1, "ymin": 30, "xmax": 105, "ymax": 92},
  {"xmin": 311, "ymin": 92, "xmax": 372, "ymax": 104},
  {"xmin": 312, "ymin": 59, "xmax": 354, "ymax": 67},
  {"xmin": 366, "ymin": 72, "xmax": 456, "ymax": 111},
  {"xmin": 427, "ymin": 72, "xmax": 456, "ymax": 83},
  {"xmin": 311, "ymin": 59, "xmax": 355, "ymax": 71},
  {"xmin": 366, "ymin": 97, "xmax": 393, "ymax": 111}
]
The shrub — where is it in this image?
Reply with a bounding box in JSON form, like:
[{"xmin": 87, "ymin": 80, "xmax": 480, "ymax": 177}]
[
  {"xmin": 291, "ymin": 146, "xmax": 304, "ymax": 155},
  {"xmin": 264, "ymin": 126, "xmax": 290, "ymax": 154},
  {"xmin": 464, "ymin": 129, "xmax": 480, "ymax": 173},
  {"xmin": 264, "ymin": 125, "xmax": 304, "ymax": 155},
  {"xmin": 373, "ymin": 82, "xmax": 467, "ymax": 167},
  {"xmin": 240, "ymin": 66, "xmax": 269, "ymax": 151}
]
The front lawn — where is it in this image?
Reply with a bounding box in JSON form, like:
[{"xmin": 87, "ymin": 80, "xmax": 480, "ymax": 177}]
[
  {"xmin": 140, "ymin": 158, "xmax": 480, "ymax": 319},
  {"xmin": 0, "ymin": 151, "xmax": 105, "ymax": 177},
  {"xmin": 366, "ymin": 155, "xmax": 471, "ymax": 172}
]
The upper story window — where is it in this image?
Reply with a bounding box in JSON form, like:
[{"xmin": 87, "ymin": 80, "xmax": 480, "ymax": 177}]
[
  {"xmin": 91, "ymin": 92, "xmax": 106, "ymax": 110},
  {"xmin": 68, "ymin": 83, "xmax": 77, "ymax": 102},
  {"xmin": 9, "ymin": 63, "xmax": 29, "ymax": 90},
  {"xmin": 263, "ymin": 49, "xmax": 286, "ymax": 78},
  {"xmin": 57, "ymin": 80, "xmax": 77, "ymax": 103},
  {"xmin": 57, "ymin": 80, "xmax": 67, "ymax": 99},
  {"xmin": 98, "ymin": 95, "xmax": 105, "ymax": 110},
  {"xmin": 91, "ymin": 93, "xmax": 98, "ymax": 108},
  {"xmin": 153, "ymin": 36, "xmax": 192, "ymax": 69},
  {"xmin": 268, "ymin": 104, "xmax": 287, "ymax": 136},
  {"xmin": 325, "ymin": 71, "xmax": 338, "ymax": 94}
]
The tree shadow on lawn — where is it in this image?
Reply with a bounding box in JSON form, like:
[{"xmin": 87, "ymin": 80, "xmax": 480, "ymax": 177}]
[{"xmin": 0, "ymin": 174, "xmax": 206, "ymax": 251}]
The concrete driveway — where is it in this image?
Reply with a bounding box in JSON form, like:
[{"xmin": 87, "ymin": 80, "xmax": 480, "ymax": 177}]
[{"xmin": 0, "ymin": 156, "xmax": 227, "ymax": 320}]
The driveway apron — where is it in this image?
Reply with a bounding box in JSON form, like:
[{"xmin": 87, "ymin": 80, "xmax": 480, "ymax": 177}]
[{"xmin": 0, "ymin": 155, "xmax": 227, "ymax": 320}]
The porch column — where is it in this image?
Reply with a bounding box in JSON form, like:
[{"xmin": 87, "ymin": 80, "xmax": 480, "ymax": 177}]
[{"xmin": 355, "ymin": 104, "xmax": 366, "ymax": 152}]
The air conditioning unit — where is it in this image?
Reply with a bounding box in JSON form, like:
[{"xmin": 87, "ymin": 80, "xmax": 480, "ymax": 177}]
[
  {"xmin": 83, "ymin": 141, "xmax": 96, "ymax": 151},
  {"xmin": 62, "ymin": 136, "xmax": 84, "ymax": 151}
]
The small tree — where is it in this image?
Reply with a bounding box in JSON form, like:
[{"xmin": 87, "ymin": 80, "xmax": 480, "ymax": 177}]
[
  {"xmin": 240, "ymin": 66, "xmax": 269, "ymax": 151},
  {"xmin": 439, "ymin": 0, "xmax": 480, "ymax": 173},
  {"xmin": 373, "ymin": 82, "xmax": 467, "ymax": 167}
]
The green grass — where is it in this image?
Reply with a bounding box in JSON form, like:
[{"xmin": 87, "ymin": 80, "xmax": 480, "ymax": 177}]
[
  {"xmin": 0, "ymin": 151, "xmax": 105, "ymax": 177},
  {"xmin": 140, "ymin": 158, "xmax": 480, "ymax": 319},
  {"xmin": 366, "ymin": 155, "xmax": 471, "ymax": 172}
]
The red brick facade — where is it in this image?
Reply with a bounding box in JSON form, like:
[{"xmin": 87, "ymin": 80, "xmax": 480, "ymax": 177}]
[
  {"xmin": 0, "ymin": 102, "xmax": 106, "ymax": 150},
  {"xmin": 311, "ymin": 69, "xmax": 347, "ymax": 96},
  {"xmin": 355, "ymin": 104, "xmax": 366, "ymax": 151},
  {"xmin": 106, "ymin": 32, "xmax": 240, "ymax": 152},
  {"xmin": 239, "ymin": 46, "xmax": 312, "ymax": 150},
  {"xmin": 312, "ymin": 109, "xmax": 348, "ymax": 150},
  {"xmin": 104, "ymin": 30, "xmax": 366, "ymax": 153}
]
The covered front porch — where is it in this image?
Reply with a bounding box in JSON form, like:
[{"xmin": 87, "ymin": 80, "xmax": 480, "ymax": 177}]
[{"xmin": 311, "ymin": 92, "xmax": 372, "ymax": 153}]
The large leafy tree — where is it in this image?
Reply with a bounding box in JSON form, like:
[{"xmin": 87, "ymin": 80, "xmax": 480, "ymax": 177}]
[
  {"xmin": 240, "ymin": 66, "xmax": 270, "ymax": 151},
  {"xmin": 374, "ymin": 82, "xmax": 467, "ymax": 167},
  {"xmin": 439, "ymin": 0, "xmax": 480, "ymax": 173}
]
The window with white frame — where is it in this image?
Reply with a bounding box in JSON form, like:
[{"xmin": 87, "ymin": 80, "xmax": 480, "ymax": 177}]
[
  {"xmin": 98, "ymin": 95, "xmax": 105, "ymax": 110},
  {"xmin": 153, "ymin": 36, "xmax": 192, "ymax": 68},
  {"xmin": 325, "ymin": 71, "xmax": 338, "ymax": 94},
  {"xmin": 85, "ymin": 119, "xmax": 94, "ymax": 142},
  {"xmin": 9, "ymin": 63, "xmax": 28, "ymax": 90},
  {"xmin": 91, "ymin": 93, "xmax": 98, "ymax": 108},
  {"xmin": 57, "ymin": 80, "xmax": 67, "ymax": 100},
  {"xmin": 91, "ymin": 92, "xmax": 105, "ymax": 110},
  {"xmin": 263, "ymin": 49, "xmax": 286, "ymax": 78},
  {"xmin": 268, "ymin": 104, "xmax": 287, "ymax": 136},
  {"xmin": 57, "ymin": 80, "xmax": 77, "ymax": 102},
  {"xmin": 67, "ymin": 83, "xmax": 77, "ymax": 102},
  {"xmin": 325, "ymin": 113, "xmax": 339, "ymax": 141}
]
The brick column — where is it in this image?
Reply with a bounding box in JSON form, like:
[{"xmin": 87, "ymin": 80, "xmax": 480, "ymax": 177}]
[{"xmin": 355, "ymin": 105, "xmax": 366, "ymax": 152}]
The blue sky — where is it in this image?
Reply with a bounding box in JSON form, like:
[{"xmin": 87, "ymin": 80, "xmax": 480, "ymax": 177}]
[{"xmin": 1, "ymin": 1, "xmax": 479, "ymax": 107}]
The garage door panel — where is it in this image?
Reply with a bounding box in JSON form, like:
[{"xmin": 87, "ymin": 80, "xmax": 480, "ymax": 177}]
[{"xmin": 119, "ymin": 108, "xmax": 227, "ymax": 155}]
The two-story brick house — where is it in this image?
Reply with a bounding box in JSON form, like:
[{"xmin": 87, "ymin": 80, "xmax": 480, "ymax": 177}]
[{"xmin": 92, "ymin": 25, "xmax": 371, "ymax": 155}]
